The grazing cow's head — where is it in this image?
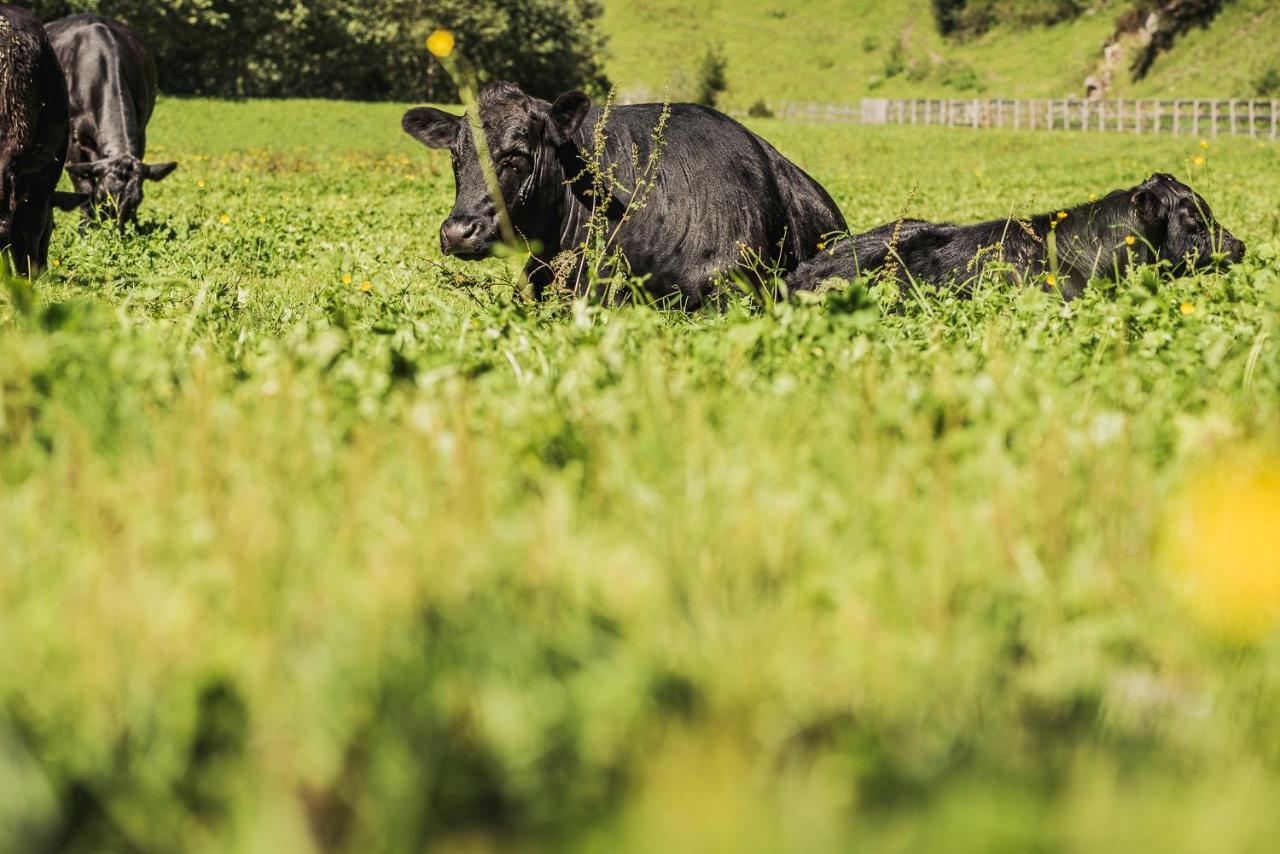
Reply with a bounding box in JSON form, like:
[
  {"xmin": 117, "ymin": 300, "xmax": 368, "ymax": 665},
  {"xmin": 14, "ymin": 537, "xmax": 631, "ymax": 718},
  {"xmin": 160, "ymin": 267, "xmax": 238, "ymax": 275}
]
[
  {"xmin": 401, "ymin": 81, "xmax": 591, "ymax": 260},
  {"xmin": 1131, "ymin": 173, "xmax": 1245, "ymax": 271},
  {"xmin": 65, "ymin": 156, "xmax": 178, "ymax": 227}
]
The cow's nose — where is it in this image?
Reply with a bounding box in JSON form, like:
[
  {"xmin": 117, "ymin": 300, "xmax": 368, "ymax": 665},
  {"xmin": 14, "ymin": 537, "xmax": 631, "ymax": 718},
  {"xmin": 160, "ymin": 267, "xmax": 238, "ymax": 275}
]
[{"xmin": 441, "ymin": 216, "xmax": 485, "ymax": 254}]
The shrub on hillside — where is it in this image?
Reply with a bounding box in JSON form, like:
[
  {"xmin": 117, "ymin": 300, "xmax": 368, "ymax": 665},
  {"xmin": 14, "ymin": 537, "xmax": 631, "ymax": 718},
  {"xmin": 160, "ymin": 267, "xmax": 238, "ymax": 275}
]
[
  {"xmin": 694, "ymin": 44, "xmax": 728, "ymax": 108},
  {"xmin": 23, "ymin": 0, "xmax": 610, "ymax": 101},
  {"xmin": 933, "ymin": 0, "xmax": 1085, "ymax": 38}
]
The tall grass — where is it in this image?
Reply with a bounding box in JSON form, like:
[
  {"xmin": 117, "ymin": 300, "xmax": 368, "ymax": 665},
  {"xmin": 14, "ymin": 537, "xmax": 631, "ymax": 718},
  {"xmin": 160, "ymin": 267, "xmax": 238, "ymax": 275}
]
[{"xmin": 0, "ymin": 100, "xmax": 1278, "ymax": 850}]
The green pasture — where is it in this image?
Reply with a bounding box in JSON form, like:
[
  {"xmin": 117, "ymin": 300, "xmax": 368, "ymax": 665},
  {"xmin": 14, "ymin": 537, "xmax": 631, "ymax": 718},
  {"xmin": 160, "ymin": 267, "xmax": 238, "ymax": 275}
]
[
  {"xmin": 599, "ymin": 0, "xmax": 1280, "ymax": 106},
  {"xmin": 1, "ymin": 97, "xmax": 1279, "ymax": 851}
]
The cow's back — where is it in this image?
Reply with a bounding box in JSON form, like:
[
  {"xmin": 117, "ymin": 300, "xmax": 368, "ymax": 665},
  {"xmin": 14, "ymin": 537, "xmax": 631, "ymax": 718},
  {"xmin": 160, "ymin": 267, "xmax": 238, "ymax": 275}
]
[
  {"xmin": 48, "ymin": 14, "xmax": 158, "ymax": 138},
  {"xmin": 567, "ymin": 102, "xmax": 845, "ymax": 303},
  {"xmin": 0, "ymin": 5, "xmax": 44, "ymax": 157}
]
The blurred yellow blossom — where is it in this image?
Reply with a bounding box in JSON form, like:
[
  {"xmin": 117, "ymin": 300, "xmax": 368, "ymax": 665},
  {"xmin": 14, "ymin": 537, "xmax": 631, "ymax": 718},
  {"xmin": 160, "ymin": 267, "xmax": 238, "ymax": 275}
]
[
  {"xmin": 427, "ymin": 29, "xmax": 455, "ymax": 58},
  {"xmin": 1046, "ymin": 274, "xmax": 1057, "ymax": 287},
  {"xmin": 361, "ymin": 281, "xmax": 372, "ymax": 292},
  {"xmin": 1125, "ymin": 235, "xmax": 1137, "ymax": 246},
  {"xmin": 1193, "ymin": 155, "xmax": 1206, "ymax": 167},
  {"xmin": 197, "ymin": 179, "xmax": 206, "ymax": 189},
  {"xmin": 1180, "ymin": 302, "xmax": 1195, "ymax": 315},
  {"xmin": 218, "ymin": 214, "xmax": 231, "ymax": 225},
  {"xmin": 1167, "ymin": 456, "xmax": 1280, "ymax": 642},
  {"xmin": 1200, "ymin": 139, "xmax": 1210, "ymax": 150},
  {"xmin": 341, "ymin": 273, "xmax": 353, "ymax": 285}
]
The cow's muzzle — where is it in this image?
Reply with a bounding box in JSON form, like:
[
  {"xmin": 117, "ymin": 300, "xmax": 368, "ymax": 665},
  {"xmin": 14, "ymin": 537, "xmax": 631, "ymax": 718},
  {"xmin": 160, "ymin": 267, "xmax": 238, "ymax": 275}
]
[{"xmin": 441, "ymin": 215, "xmax": 495, "ymax": 260}]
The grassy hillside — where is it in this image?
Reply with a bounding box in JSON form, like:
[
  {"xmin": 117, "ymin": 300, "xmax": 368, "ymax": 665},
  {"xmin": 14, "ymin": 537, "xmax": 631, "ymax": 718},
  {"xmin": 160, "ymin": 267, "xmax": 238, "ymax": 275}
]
[
  {"xmin": 598, "ymin": 0, "xmax": 1280, "ymax": 107},
  {"xmin": 1, "ymin": 97, "xmax": 1279, "ymax": 850}
]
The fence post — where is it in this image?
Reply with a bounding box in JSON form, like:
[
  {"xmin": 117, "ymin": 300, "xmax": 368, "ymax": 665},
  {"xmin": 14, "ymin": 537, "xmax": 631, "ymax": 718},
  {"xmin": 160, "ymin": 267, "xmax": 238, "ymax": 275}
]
[
  {"xmin": 1211, "ymin": 101, "xmax": 1218, "ymax": 137},
  {"xmin": 1272, "ymin": 100, "xmax": 1277, "ymax": 140},
  {"xmin": 1229, "ymin": 100, "xmax": 1237, "ymax": 136},
  {"xmin": 1249, "ymin": 100, "xmax": 1256, "ymax": 138},
  {"xmin": 1172, "ymin": 101, "xmax": 1180, "ymax": 136}
]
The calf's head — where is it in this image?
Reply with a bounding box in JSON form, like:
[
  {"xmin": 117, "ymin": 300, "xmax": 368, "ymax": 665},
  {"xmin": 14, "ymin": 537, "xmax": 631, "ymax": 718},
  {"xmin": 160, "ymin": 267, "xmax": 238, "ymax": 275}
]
[
  {"xmin": 402, "ymin": 81, "xmax": 591, "ymax": 260},
  {"xmin": 66, "ymin": 156, "xmax": 178, "ymax": 226},
  {"xmin": 1131, "ymin": 173, "xmax": 1245, "ymax": 271}
]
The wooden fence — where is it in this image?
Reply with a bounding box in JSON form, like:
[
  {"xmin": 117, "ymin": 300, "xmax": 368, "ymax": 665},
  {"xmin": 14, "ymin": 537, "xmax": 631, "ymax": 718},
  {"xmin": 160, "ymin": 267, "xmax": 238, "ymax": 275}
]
[{"xmin": 775, "ymin": 98, "xmax": 1280, "ymax": 139}]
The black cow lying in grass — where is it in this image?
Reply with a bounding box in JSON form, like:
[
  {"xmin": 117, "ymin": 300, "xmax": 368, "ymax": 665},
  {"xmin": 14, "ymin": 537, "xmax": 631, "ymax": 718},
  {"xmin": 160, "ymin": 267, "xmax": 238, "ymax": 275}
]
[
  {"xmin": 48, "ymin": 14, "xmax": 177, "ymax": 229},
  {"xmin": 403, "ymin": 81, "xmax": 846, "ymax": 308},
  {"xmin": 788, "ymin": 174, "xmax": 1245, "ymax": 300},
  {"xmin": 0, "ymin": 4, "xmax": 83, "ymax": 277}
]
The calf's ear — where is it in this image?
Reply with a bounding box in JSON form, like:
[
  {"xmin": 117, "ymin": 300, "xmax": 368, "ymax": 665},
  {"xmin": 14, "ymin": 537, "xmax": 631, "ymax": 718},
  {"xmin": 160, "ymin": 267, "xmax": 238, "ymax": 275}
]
[
  {"xmin": 144, "ymin": 161, "xmax": 179, "ymax": 181},
  {"xmin": 548, "ymin": 92, "xmax": 591, "ymax": 143},
  {"xmin": 51, "ymin": 191, "xmax": 89, "ymax": 211},
  {"xmin": 402, "ymin": 107, "xmax": 460, "ymax": 149},
  {"xmin": 1131, "ymin": 187, "xmax": 1165, "ymax": 225}
]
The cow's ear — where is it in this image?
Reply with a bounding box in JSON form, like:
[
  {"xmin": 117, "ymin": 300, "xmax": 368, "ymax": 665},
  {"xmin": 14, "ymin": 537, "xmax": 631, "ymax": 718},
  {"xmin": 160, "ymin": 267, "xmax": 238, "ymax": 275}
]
[
  {"xmin": 402, "ymin": 107, "xmax": 460, "ymax": 149},
  {"xmin": 1131, "ymin": 187, "xmax": 1166, "ymax": 225},
  {"xmin": 548, "ymin": 92, "xmax": 591, "ymax": 143},
  {"xmin": 143, "ymin": 161, "xmax": 178, "ymax": 181},
  {"xmin": 51, "ymin": 191, "xmax": 88, "ymax": 211},
  {"xmin": 65, "ymin": 162, "xmax": 105, "ymax": 178}
]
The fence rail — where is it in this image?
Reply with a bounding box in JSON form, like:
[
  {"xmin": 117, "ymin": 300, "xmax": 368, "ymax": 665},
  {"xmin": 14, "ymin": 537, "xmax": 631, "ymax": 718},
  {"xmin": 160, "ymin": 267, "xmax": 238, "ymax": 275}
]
[{"xmin": 775, "ymin": 98, "xmax": 1280, "ymax": 139}]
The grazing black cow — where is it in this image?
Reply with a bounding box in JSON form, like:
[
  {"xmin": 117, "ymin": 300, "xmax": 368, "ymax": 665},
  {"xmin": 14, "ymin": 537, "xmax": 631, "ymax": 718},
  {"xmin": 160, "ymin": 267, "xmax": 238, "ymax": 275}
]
[
  {"xmin": 0, "ymin": 4, "xmax": 81, "ymax": 277},
  {"xmin": 788, "ymin": 174, "xmax": 1245, "ymax": 300},
  {"xmin": 402, "ymin": 82, "xmax": 846, "ymax": 308},
  {"xmin": 47, "ymin": 14, "xmax": 176, "ymax": 228}
]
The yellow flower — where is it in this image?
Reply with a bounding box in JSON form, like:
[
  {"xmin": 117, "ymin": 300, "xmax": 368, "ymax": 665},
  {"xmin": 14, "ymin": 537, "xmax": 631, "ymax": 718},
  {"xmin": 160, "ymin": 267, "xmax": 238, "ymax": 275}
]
[
  {"xmin": 816, "ymin": 241, "xmax": 826, "ymax": 251},
  {"xmin": 258, "ymin": 215, "xmax": 266, "ymax": 224},
  {"xmin": 1088, "ymin": 193, "xmax": 1097, "ymax": 202},
  {"xmin": 197, "ymin": 179, "xmax": 206, "ymax": 189},
  {"xmin": 1167, "ymin": 456, "xmax": 1280, "ymax": 642},
  {"xmin": 360, "ymin": 281, "xmax": 372, "ymax": 292},
  {"xmin": 1192, "ymin": 155, "xmax": 1206, "ymax": 167},
  {"xmin": 218, "ymin": 214, "xmax": 231, "ymax": 225},
  {"xmin": 50, "ymin": 259, "xmax": 61, "ymax": 268},
  {"xmin": 1125, "ymin": 235, "xmax": 1136, "ymax": 246},
  {"xmin": 341, "ymin": 273, "xmax": 353, "ymax": 285},
  {"xmin": 426, "ymin": 28, "xmax": 455, "ymax": 58},
  {"xmin": 1057, "ymin": 211, "xmax": 1068, "ymax": 220},
  {"xmin": 1199, "ymin": 139, "xmax": 1210, "ymax": 150},
  {"xmin": 1180, "ymin": 301, "xmax": 1195, "ymax": 316},
  {"xmin": 1046, "ymin": 274, "xmax": 1057, "ymax": 287}
]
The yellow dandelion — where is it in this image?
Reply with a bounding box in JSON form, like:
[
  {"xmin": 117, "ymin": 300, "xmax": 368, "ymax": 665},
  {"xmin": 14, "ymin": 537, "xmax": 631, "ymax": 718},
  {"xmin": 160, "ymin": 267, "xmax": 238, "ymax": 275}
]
[
  {"xmin": 1046, "ymin": 274, "xmax": 1057, "ymax": 287},
  {"xmin": 1167, "ymin": 456, "xmax": 1280, "ymax": 642},
  {"xmin": 1180, "ymin": 301, "xmax": 1195, "ymax": 316},
  {"xmin": 1057, "ymin": 211, "xmax": 1069, "ymax": 220},
  {"xmin": 426, "ymin": 28, "xmax": 455, "ymax": 58},
  {"xmin": 816, "ymin": 241, "xmax": 826, "ymax": 251},
  {"xmin": 1125, "ymin": 235, "xmax": 1137, "ymax": 246},
  {"xmin": 258, "ymin": 215, "xmax": 266, "ymax": 224},
  {"xmin": 1192, "ymin": 155, "xmax": 1206, "ymax": 167},
  {"xmin": 1089, "ymin": 193, "xmax": 1098, "ymax": 202},
  {"xmin": 197, "ymin": 179, "xmax": 206, "ymax": 189},
  {"xmin": 360, "ymin": 280, "xmax": 372, "ymax": 292},
  {"xmin": 218, "ymin": 214, "xmax": 231, "ymax": 225},
  {"xmin": 341, "ymin": 273, "xmax": 353, "ymax": 285},
  {"xmin": 1199, "ymin": 139, "xmax": 1210, "ymax": 150},
  {"xmin": 50, "ymin": 259, "xmax": 61, "ymax": 268}
]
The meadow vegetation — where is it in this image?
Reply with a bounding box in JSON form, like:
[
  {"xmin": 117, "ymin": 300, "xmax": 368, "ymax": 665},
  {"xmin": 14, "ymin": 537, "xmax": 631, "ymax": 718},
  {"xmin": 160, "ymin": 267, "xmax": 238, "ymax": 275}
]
[
  {"xmin": 600, "ymin": 0, "xmax": 1280, "ymax": 106},
  {"xmin": 1, "ymin": 98, "xmax": 1279, "ymax": 850}
]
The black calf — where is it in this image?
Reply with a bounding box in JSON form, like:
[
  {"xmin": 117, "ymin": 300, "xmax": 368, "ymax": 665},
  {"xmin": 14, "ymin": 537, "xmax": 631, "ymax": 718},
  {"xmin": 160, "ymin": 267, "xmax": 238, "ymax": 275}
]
[{"xmin": 788, "ymin": 174, "xmax": 1244, "ymax": 300}]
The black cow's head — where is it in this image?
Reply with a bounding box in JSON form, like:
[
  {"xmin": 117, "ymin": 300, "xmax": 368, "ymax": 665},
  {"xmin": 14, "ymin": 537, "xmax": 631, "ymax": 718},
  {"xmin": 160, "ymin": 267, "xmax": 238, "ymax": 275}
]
[
  {"xmin": 1132, "ymin": 173, "xmax": 1245, "ymax": 271},
  {"xmin": 401, "ymin": 81, "xmax": 591, "ymax": 260},
  {"xmin": 65, "ymin": 155, "xmax": 178, "ymax": 228}
]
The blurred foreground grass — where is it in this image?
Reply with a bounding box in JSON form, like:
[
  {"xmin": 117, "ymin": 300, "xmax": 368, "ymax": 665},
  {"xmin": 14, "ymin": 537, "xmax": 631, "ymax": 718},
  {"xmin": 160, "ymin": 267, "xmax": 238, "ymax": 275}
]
[{"xmin": 0, "ymin": 99, "xmax": 1279, "ymax": 851}]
